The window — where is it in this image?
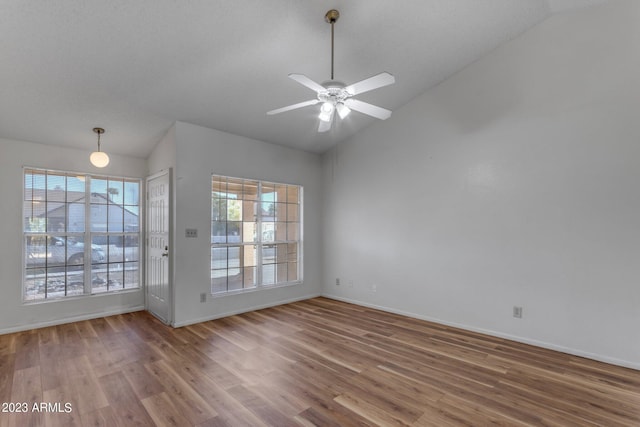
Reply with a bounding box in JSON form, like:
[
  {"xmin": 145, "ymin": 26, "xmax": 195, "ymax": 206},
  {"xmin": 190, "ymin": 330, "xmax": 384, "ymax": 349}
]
[
  {"xmin": 23, "ymin": 168, "xmax": 141, "ymax": 301},
  {"xmin": 211, "ymin": 175, "xmax": 302, "ymax": 294}
]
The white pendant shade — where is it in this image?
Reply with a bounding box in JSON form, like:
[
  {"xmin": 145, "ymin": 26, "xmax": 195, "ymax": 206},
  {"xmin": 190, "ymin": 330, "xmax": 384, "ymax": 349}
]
[
  {"xmin": 90, "ymin": 127, "xmax": 109, "ymax": 167},
  {"xmin": 90, "ymin": 150, "xmax": 110, "ymax": 167}
]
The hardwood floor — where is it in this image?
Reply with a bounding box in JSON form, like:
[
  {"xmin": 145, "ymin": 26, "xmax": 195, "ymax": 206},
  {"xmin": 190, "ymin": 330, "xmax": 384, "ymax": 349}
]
[{"xmin": 1, "ymin": 297, "xmax": 639, "ymax": 426}]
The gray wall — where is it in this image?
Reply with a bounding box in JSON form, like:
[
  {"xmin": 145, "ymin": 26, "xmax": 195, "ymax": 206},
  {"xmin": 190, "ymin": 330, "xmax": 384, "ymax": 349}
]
[{"xmin": 322, "ymin": 1, "xmax": 640, "ymax": 369}]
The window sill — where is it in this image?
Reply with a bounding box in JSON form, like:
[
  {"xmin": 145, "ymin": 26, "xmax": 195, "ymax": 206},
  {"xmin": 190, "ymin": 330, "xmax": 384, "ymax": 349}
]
[
  {"xmin": 211, "ymin": 280, "xmax": 303, "ymax": 298},
  {"xmin": 22, "ymin": 287, "xmax": 142, "ymax": 305}
]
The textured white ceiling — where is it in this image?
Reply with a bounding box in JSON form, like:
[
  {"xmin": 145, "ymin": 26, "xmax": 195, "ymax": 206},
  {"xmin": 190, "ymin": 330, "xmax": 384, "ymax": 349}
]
[{"xmin": 0, "ymin": 0, "xmax": 607, "ymax": 157}]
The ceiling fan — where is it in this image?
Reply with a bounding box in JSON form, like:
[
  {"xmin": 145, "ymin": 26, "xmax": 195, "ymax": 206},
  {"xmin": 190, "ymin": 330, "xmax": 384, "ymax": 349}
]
[{"xmin": 267, "ymin": 9, "xmax": 395, "ymax": 133}]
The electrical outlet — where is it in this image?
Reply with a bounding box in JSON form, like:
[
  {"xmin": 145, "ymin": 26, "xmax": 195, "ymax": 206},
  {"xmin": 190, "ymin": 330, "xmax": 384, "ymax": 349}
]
[
  {"xmin": 371, "ymin": 283, "xmax": 377, "ymax": 292},
  {"xmin": 336, "ymin": 278, "xmax": 340, "ymax": 286},
  {"xmin": 348, "ymin": 280, "xmax": 354, "ymax": 288},
  {"xmin": 513, "ymin": 306, "xmax": 523, "ymax": 318},
  {"xmin": 200, "ymin": 293, "xmax": 207, "ymax": 303},
  {"xmin": 186, "ymin": 228, "xmax": 198, "ymax": 238}
]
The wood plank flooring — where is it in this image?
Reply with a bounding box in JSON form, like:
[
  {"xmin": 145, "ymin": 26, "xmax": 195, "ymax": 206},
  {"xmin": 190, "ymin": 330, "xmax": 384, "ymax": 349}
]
[{"xmin": 1, "ymin": 297, "xmax": 639, "ymax": 426}]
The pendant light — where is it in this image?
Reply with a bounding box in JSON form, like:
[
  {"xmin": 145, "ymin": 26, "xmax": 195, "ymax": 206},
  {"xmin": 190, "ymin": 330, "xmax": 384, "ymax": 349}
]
[{"xmin": 90, "ymin": 127, "xmax": 110, "ymax": 168}]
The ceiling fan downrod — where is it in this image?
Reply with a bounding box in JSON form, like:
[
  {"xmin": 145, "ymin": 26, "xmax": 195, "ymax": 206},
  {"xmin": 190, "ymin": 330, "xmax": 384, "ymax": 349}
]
[{"xmin": 325, "ymin": 9, "xmax": 340, "ymax": 80}]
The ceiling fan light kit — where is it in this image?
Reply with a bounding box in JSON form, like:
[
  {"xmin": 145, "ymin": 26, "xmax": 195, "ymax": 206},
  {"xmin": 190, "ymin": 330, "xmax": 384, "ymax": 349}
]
[{"xmin": 267, "ymin": 9, "xmax": 395, "ymax": 132}]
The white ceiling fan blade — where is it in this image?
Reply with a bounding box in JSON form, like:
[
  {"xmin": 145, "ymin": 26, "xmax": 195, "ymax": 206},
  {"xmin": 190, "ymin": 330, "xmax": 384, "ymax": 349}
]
[
  {"xmin": 288, "ymin": 74, "xmax": 326, "ymax": 93},
  {"xmin": 267, "ymin": 99, "xmax": 319, "ymax": 115},
  {"xmin": 345, "ymin": 99, "xmax": 392, "ymax": 120},
  {"xmin": 318, "ymin": 116, "xmax": 333, "ymax": 133},
  {"xmin": 345, "ymin": 72, "xmax": 395, "ymax": 96}
]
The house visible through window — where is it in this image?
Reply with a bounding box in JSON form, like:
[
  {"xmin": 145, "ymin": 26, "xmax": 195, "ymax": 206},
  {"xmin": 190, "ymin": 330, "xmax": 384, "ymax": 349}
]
[
  {"xmin": 23, "ymin": 168, "xmax": 141, "ymax": 301},
  {"xmin": 211, "ymin": 175, "xmax": 302, "ymax": 294}
]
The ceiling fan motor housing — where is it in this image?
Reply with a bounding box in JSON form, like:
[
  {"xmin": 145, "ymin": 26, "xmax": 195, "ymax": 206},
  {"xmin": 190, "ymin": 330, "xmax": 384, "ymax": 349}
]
[{"xmin": 318, "ymin": 81, "xmax": 350, "ymax": 105}]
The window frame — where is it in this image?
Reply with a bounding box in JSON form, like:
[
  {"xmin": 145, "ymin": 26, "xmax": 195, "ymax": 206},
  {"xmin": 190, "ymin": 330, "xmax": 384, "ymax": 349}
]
[
  {"xmin": 211, "ymin": 174, "xmax": 303, "ymax": 296},
  {"xmin": 22, "ymin": 167, "xmax": 143, "ymax": 303}
]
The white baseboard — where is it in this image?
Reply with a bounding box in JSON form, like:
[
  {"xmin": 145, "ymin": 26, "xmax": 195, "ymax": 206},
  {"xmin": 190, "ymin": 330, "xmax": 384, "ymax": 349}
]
[
  {"xmin": 0, "ymin": 305, "xmax": 145, "ymax": 335},
  {"xmin": 322, "ymin": 294, "xmax": 640, "ymax": 371},
  {"xmin": 171, "ymin": 293, "xmax": 321, "ymax": 328}
]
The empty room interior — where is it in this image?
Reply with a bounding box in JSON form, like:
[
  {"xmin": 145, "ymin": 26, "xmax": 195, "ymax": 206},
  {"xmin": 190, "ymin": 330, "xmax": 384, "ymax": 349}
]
[{"xmin": 1, "ymin": 1, "xmax": 639, "ymax": 426}]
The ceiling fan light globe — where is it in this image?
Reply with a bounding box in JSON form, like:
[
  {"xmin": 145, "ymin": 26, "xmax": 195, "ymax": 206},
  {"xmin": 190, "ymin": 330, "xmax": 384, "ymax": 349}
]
[
  {"xmin": 320, "ymin": 102, "xmax": 334, "ymax": 114},
  {"xmin": 319, "ymin": 111, "xmax": 332, "ymax": 122},
  {"xmin": 336, "ymin": 103, "xmax": 351, "ymax": 119},
  {"xmin": 90, "ymin": 151, "xmax": 110, "ymax": 168}
]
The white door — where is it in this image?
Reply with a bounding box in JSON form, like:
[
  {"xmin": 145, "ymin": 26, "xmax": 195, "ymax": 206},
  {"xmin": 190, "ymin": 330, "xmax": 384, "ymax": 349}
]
[{"xmin": 146, "ymin": 169, "xmax": 171, "ymax": 324}]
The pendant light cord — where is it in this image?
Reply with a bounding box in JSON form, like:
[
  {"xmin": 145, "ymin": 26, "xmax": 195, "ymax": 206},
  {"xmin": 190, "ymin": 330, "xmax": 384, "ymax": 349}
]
[{"xmin": 93, "ymin": 127, "xmax": 105, "ymax": 152}]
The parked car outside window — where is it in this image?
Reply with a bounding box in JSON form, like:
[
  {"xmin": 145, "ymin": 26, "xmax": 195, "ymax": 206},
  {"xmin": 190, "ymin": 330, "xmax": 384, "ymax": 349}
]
[{"xmin": 26, "ymin": 236, "xmax": 106, "ymax": 267}]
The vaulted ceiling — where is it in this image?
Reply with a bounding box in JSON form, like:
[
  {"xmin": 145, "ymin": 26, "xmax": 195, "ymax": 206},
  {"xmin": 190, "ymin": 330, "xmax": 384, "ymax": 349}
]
[{"xmin": 0, "ymin": 0, "xmax": 608, "ymax": 157}]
